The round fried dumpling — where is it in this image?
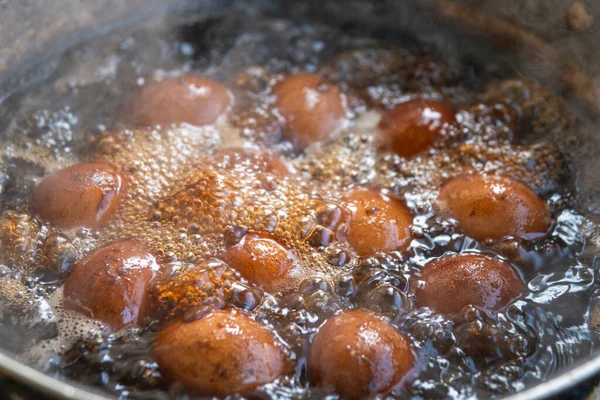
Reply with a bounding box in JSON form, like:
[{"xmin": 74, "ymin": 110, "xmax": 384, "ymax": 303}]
[
  {"xmin": 223, "ymin": 232, "xmax": 301, "ymax": 293},
  {"xmin": 274, "ymin": 73, "xmax": 345, "ymax": 150},
  {"xmin": 438, "ymin": 174, "xmax": 551, "ymax": 241},
  {"xmin": 118, "ymin": 75, "xmax": 231, "ymax": 127},
  {"xmin": 30, "ymin": 163, "xmax": 125, "ymax": 228},
  {"xmin": 63, "ymin": 240, "xmax": 160, "ymax": 328},
  {"xmin": 309, "ymin": 309, "xmax": 414, "ymax": 399},
  {"xmin": 153, "ymin": 310, "xmax": 287, "ymax": 396},
  {"xmin": 414, "ymin": 253, "xmax": 523, "ymax": 315},
  {"xmin": 343, "ymin": 188, "xmax": 413, "ymax": 257},
  {"xmin": 378, "ymin": 99, "xmax": 456, "ymax": 157}
]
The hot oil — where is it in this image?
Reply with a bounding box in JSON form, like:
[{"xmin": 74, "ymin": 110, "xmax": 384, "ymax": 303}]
[{"xmin": 0, "ymin": 11, "xmax": 596, "ymax": 400}]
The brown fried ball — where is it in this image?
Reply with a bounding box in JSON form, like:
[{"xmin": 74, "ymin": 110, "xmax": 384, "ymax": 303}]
[
  {"xmin": 153, "ymin": 310, "xmax": 287, "ymax": 396},
  {"xmin": 437, "ymin": 174, "xmax": 551, "ymax": 241},
  {"xmin": 378, "ymin": 99, "xmax": 456, "ymax": 158},
  {"xmin": 63, "ymin": 240, "xmax": 161, "ymax": 329},
  {"xmin": 274, "ymin": 73, "xmax": 345, "ymax": 150},
  {"xmin": 414, "ymin": 253, "xmax": 523, "ymax": 315},
  {"xmin": 309, "ymin": 309, "xmax": 414, "ymax": 399},
  {"xmin": 223, "ymin": 232, "xmax": 300, "ymax": 293},
  {"xmin": 343, "ymin": 188, "xmax": 413, "ymax": 257},
  {"xmin": 118, "ymin": 75, "xmax": 231, "ymax": 127},
  {"xmin": 211, "ymin": 147, "xmax": 289, "ymax": 176},
  {"xmin": 30, "ymin": 163, "xmax": 125, "ymax": 228}
]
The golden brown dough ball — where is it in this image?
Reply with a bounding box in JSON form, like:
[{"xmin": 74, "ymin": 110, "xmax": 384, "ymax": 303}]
[
  {"xmin": 63, "ymin": 240, "xmax": 161, "ymax": 329},
  {"xmin": 30, "ymin": 163, "xmax": 125, "ymax": 228},
  {"xmin": 343, "ymin": 188, "xmax": 413, "ymax": 257},
  {"xmin": 274, "ymin": 73, "xmax": 345, "ymax": 150},
  {"xmin": 223, "ymin": 232, "xmax": 299, "ymax": 293},
  {"xmin": 211, "ymin": 147, "xmax": 289, "ymax": 176},
  {"xmin": 118, "ymin": 75, "xmax": 231, "ymax": 127},
  {"xmin": 309, "ymin": 309, "xmax": 414, "ymax": 399},
  {"xmin": 153, "ymin": 310, "xmax": 287, "ymax": 396},
  {"xmin": 378, "ymin": 99, "xmax": 456, "ymax": 158},
  {"xmin": 437, "ymin": 174, "xmax": 551, "ymax": 241},
  {"xmin": 414, "ymin": 253, "xmax": 523, "ymax": 315}
]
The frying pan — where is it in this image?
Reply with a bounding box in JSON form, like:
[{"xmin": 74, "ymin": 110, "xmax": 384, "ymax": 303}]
[{"xmin": 1, "ymin": 0, "xmax": 600, "ymax": 398}]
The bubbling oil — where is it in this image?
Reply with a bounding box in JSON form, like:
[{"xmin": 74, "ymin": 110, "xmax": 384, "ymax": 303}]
[{"xmin": 0, "ymin": 11, "xmax": 596, "ymax": 400}]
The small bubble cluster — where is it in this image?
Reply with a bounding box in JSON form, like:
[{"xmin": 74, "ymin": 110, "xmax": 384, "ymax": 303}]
[
  {"xmin": 0, "ymin": 211, "xmax": 44, "ymax": 272},
  {"xmin": 0, "ymin": 277, "xmax": 57, "ymax": 351},
  {"xmin": 151, "ymin": 259, "xmax": 238, "ymax": 322}
]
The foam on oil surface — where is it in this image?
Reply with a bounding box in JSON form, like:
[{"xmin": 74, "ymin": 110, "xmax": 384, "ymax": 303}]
[{"xmin": 22, "ymin": 288, "xmax": 111, "ymax": 366}]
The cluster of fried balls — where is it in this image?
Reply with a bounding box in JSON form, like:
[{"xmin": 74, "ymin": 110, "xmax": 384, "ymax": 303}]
[{"xmin": 28, "ymin": 71, "xmax": 551, "ymax": 398}]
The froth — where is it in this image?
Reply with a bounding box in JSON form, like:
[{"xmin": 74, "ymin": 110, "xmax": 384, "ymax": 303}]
[{"xmin": 23, "ymin": 288, "xmax": 116, "ymax": 366}]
